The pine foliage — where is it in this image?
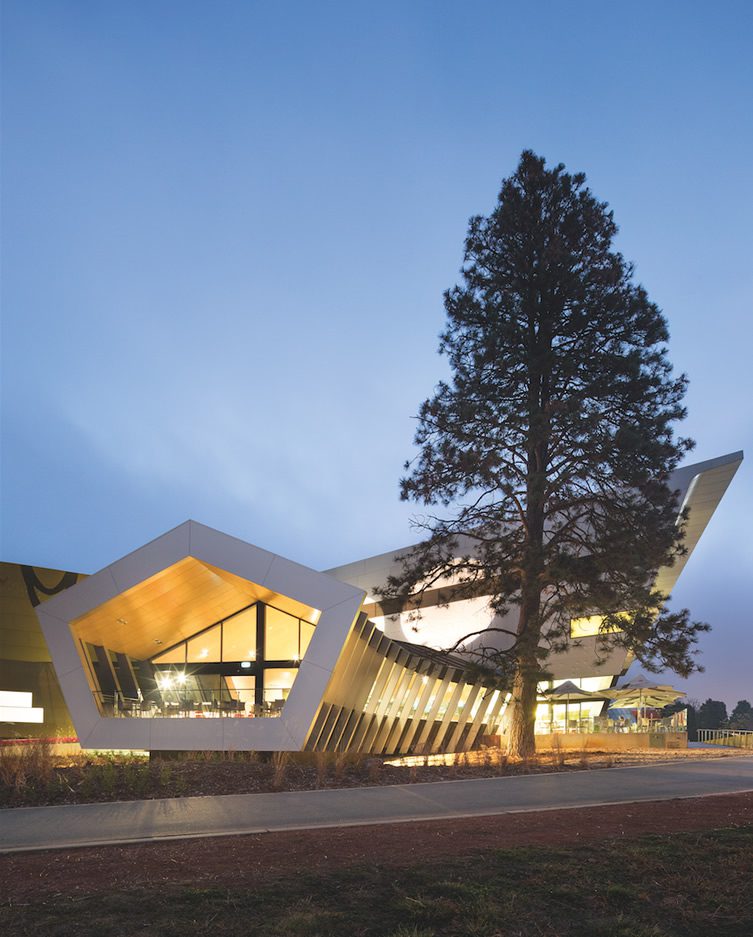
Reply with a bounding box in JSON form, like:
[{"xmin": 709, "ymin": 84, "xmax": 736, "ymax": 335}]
[{"xmin": 386, "ymin": 151, "xmax": 708, "ymax": 755}]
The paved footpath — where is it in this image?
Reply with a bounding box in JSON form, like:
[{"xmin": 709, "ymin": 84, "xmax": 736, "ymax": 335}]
[{"xmin": 2, "ymin": 756, "xmax": 752, "ymax": 854}]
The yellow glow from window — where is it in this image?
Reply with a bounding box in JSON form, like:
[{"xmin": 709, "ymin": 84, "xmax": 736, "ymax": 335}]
[
  {"xmin": 222, "ymin": 606, "xmax": 257, "ymax": 661},
  {"xmin": 569, "ymin": 614, "xmax": 624, "ymax": 639},
  {"xmin": 265, "ymin": 606, "xmax": 300, "ymax": 660},
  {"xmin": 187, "ymin": 624, "xmax": 221, "ymax": 663},
  {"xmin": 578, "ymin": 676, "xmax": 614, "ymax": 692}
]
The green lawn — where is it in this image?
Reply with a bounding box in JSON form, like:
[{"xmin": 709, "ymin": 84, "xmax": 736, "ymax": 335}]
[{"xmin": 3, "ymin": 827, "xmax": 752, "ymax": 937}]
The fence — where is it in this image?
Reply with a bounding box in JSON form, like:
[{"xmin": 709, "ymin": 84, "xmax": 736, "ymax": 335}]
[{"xmin": 697, "ymin": 728, "xmax": 753, "ymax": 749}]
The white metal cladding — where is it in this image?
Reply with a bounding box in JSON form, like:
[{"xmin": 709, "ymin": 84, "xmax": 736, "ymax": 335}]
[
  {"xmin": 35, "ymin": 521, "xmax": 365, "ymax": 752},
  {"xmin": 304, "ymin": 615, "xmax": 506, "ymax": 755}
]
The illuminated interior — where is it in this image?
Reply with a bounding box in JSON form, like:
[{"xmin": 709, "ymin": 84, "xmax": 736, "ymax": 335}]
[
  {"xmin": 533, "ymin": 677, "xmax": 615, "ymax": 734},
  {"xmin": 79, "ymin": 596, "xmax": 317, "ymax": 719}
]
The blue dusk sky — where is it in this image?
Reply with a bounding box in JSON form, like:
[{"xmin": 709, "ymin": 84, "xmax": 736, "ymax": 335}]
[{"xmin": 1, "ymin": 1, "xmax": 751, "ymax": 707}]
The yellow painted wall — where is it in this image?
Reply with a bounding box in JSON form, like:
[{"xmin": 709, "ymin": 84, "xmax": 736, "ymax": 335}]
[{"xmin": 0, "ymin": 562, "xmax": 84, "ymax": 738}]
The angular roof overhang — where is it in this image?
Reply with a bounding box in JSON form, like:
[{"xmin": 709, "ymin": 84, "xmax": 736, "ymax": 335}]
[
  {"xmin": 326, "ymin": 451, "xmax": 743, "ymax": 679},
  {"xmin": 329, "ymin": 451, "xmax": 744, "ymax": 607},
  {"xmin": 655, "ymin": 450, "xmax": 743, "ymax": 595}
]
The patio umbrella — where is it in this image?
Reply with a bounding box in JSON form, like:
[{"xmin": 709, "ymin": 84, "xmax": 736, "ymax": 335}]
[
  {"xmin": 604, "ymin": 680, "xmax": 685, "ymax": 724},
  {"xmin": 543, "ymin": 681, "xmax": 596, "ymax": 731}
]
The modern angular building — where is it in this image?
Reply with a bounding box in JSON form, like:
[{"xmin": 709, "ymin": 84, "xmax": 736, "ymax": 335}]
[{"xmin": 0, "ymin": 451, "xmax": 742, "ymax": 754}]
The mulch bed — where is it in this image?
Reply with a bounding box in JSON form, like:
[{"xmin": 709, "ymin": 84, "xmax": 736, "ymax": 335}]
[
  {"xmin": 1, "ymin": 747, "xmax": 744, "ymax": 808},
  {"xmin": 2, "ymin": 791, "xmax": 752, "ymax": 901}
]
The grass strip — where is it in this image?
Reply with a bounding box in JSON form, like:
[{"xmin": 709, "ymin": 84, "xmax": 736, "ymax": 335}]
[{"xmin": 2, "ymin": 826, "xmax": 752, "ymax": 936}]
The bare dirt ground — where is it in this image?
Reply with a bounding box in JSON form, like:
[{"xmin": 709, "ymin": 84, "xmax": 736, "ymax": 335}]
[{"xmin": 2, "ymin": 790, "xmax": 752, "ymax": 902}]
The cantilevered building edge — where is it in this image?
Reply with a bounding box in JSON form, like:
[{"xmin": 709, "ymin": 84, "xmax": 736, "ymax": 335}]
[
  {"xmin": 0, "ymin": 450, "xmax": 742, "ymax": 754},
  {"xmin": 326, "ymin": 450, "xmax": 745, "ymax": 685}
]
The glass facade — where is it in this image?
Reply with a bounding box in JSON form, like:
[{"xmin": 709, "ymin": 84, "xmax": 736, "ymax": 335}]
[
  {"xmin": 88, "ymin": 600, "xmax": 315, "ymax": 718},
  {"xmin": 186, "ymin": 624, "xmax": 221, "ymax": 663},
  {"xmin": 222, "ymin": 606, "xmax": 257, "ymax": 661}
]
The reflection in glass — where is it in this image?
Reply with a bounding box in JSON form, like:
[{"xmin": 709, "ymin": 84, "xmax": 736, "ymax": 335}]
[
  {"xmin": 264, "ymin": 667, "xmax": 296, "ymax": 703},
  {"xmin": 265, "ymin": 606, "xmax": 299, "ymax": 660},
  {"xmin": 226, "ymin": 675, "xmax": 255, "ymax": 712},
  {"xmin": 153, "ymin": 644, "xmax": 186, "ymax": 665},
  {"xmin": 187, "ymin": 624, "xmax": 221, "ymax": 663},
  {"xmin": 222, "ymin": 606, "xmax": 257, "ymax": 661}
]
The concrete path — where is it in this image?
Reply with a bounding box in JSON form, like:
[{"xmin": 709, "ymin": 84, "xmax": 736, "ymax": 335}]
[{"xmin": 2, "ymin": 756, "xmax": 752, "ymax": 854}]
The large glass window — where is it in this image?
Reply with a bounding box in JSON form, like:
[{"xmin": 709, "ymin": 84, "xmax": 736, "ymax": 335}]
[
  {"xmin": 126, "ymin": 600, "xmax": 316, "ymax": 719},
  {"xmin": 151, "ymin": 601, "xmax": 313, "ymax": 668},
  {"xmin": 153, "ymin": 644, "xmax": 186, "ymax": 664},
  {"xmin": 222, "ymin": 606, "xmax": 257, "ymax": 661},
  {"xmin": 265, "ymin": 606, "xmax": 301, "ymax": 660},
  {"xmin": 263, "ymin": 668, "xmax": 296, "ymax": 704},
  {"xmin": 187, "ymin": 624, "xmax": 221, "ymax": 663},
  {"xmin": 225, "ymin": 675, "xmax": 255, "ymax": 711}
]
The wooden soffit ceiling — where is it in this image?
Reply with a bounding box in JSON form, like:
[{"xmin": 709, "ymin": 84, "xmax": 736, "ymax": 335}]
[{"xmin": 70, "ymin": 556, "xmax": 319, "ymax": 660}]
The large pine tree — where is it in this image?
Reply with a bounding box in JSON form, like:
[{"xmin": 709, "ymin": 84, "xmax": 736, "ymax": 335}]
[{"xmin": 387, "ymin": 151, "xmax": 708, "ymax": 758}]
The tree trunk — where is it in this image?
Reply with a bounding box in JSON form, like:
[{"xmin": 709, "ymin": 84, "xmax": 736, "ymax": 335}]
[
  {"xmin": 505, "ymin": 578, "xmax": 544, "ymax": 758},
  {"xmin": 506, "ymin": 657, "xmax": 539, "ymax": 758}
]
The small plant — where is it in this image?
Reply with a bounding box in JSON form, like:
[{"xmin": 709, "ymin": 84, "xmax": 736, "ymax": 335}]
[
  {"xmin": 122, "ymin": 762, "xmax": 151, "ymax": 797},
  {"xmin": 314, "ymin": 751, "xmax": 329, "ymax": 787},
  {"xmin": 98, "ymin": 761, "xmax": 117, "ymax": 796},
  {"xmin": 387, "ymin": 927, "xmax": 436, "ymax": 937},
  {"xmin": 333, "ymin": 750, "xmax": 350, "ymax": 781},
  {"xmin": 551, "ymin": 735, "xmax": 566, "ymax": 767},
  {"xmin": 0, "ymin": 747, "xmax": 20, "ymax": 789},
  {"xmin": 0, "ymin": 740, "xmax": 62, "ymax": 802},
  {"xmin": 158, "ymin": 763, "xmax": 174, "ymax": 788},
  {"xmin": 494, "ymin": 748, "xmax": 508, "ymax": 773},
  {"xmin": 366, "ymin": 757, "xmax": 383, "ymax": 784},
  {"xmin": 0, "ymin": 747, "xmax": 27, "ymax": 793},
  {"xmin": 271, "ymin": 750, "xmax": 290, "ymax": 790},
  {"xmin": 26, "ymin": 738, "xmax": 54, "ymax": 783}
]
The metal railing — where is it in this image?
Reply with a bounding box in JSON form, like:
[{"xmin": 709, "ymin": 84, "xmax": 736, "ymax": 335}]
[
  {"xmin": 535, "ymin": 716, "xmax": 687, "ymax": 735},
  {"xmin": 92, "ymin": 690, "xmax": 285, "ymax": 719},
  {"xmin": 697, "ymin": 728, "xmax": 753, "ymax": 749}
]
